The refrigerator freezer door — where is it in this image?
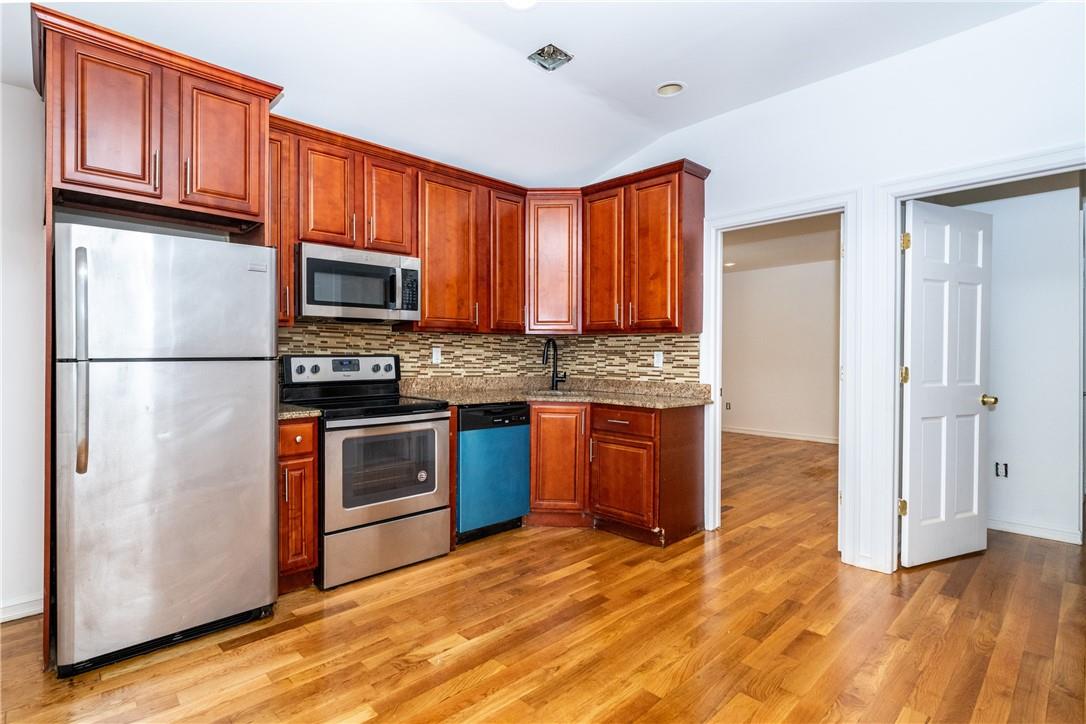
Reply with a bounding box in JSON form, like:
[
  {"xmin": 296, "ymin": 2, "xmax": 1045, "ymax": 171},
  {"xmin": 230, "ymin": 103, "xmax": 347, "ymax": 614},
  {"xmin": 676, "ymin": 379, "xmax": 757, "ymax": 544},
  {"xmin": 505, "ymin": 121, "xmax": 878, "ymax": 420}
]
[
  {"xmin": 55, "ymin": 360, "xmax": 277, "ymax": 667},
  {"xmin": 55, "ymin": 223, "xmax": 276, "ymax": 360}
]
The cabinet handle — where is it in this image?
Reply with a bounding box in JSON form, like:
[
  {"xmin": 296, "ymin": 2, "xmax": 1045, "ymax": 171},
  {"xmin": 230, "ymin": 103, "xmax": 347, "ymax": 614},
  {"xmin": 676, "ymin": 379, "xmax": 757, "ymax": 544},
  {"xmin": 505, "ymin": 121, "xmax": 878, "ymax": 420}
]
[
  {"xmin": 615, "ymin": 302, "xmax": 619, "ymax": 323},
  {"xmin": 589, "ymin": 438, "xmax": 595, "ymax": 462},
  {"xmin": 295, "ymin": 435, "xmax": 303, "ymax": 443},
  {"xmin": 628, "ymin": 302, "xmax": 633, "ymax": 325},
  {"xmin": 369, "ymin": 216, "xmax": 375, "ymax": 243},
  {"xmin": 151, "ymin": 150, "xmax": 159, "ymax": 191},
  {"xmin": 284, "ymin": 285, "xmax": 290, "ymax": 317},
  {"xmin": 474, "ymin": 302, "xmax": 479, "ymax": 326},
  {"xmin": 184, "ymin": 158, "xmax": 192, "ymax": 196},
  {"xmin": 283, "ymin": 468, "xmax": 289, "ymax": 503},
  {"xmin": 352, "ymin": 213, "xmax": 357, "ymax": 241},
  {"xmin": 606, "ymin": 419, "xmax": 630, "ymax": 425}
]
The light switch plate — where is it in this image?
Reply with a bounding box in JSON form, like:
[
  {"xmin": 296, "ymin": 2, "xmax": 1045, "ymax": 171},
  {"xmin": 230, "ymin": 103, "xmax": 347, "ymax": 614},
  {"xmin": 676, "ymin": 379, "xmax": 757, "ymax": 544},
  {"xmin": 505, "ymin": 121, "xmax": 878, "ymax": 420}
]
[
  {"xmin": 653, "ymin": 351, "xmax": 664, "ymax": 368},
  {"xmin": 432, "ymin": 346, "xmax": 442, "ymax": 364}
]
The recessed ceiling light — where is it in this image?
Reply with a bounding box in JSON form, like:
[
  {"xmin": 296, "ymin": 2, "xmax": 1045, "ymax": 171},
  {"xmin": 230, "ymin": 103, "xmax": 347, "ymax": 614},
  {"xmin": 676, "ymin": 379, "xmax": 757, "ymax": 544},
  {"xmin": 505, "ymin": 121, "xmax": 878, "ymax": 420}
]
[
  {"xmin": 656, "ymin": 81, "xmax": 686, "ymax": 98},
  {"xmin": 528, "ymin": 43, "xmax": 573, "ymax": 72},
  {"xmin": 504, "ymin": 0, "xmax": 538, "ymax": 9},
  {"xmin": 724, "ymin": 262, "xmax": 736, "ymax": 267}
]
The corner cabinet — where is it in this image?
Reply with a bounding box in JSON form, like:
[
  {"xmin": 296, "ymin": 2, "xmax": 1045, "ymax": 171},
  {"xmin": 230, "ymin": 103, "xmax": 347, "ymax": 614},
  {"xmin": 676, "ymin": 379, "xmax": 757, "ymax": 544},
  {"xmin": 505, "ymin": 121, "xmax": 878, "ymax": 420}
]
[
  {"xmin": 489, "ymin": 190, "xmax": 526, "ymax": 332},
  {"xmin": 581, "ymin": 160, "xmax": 709, "ymax": 334},
  {"xmin": 36, "ymin": 6, "xmax": 281, "ymax": 225},
  {"xmin": 278, "ymin": 418, "xmax": 319, "ymax": 592},
  {"xmin": 526, "ymin": 402, "xmax": 591, "ymax": 527}
]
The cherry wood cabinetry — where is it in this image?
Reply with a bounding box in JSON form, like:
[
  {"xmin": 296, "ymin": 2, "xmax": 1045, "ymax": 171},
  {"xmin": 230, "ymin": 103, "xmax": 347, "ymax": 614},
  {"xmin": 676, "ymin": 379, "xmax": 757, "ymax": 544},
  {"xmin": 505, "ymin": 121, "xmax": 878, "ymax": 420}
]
[
  {"xmin": 277, "ymin": 418, "xmax": 318, "ymax": 592},
  {"xmin": 527, "ymin": 402, "xmax": 591, "ymax": 527},
  {"xmin": 268, "ymin": 130, "xmax": 295, "ymax": 325},
  {"xmin": 582, "ymin": 187, "xmax": 625, "ymax": 332},
  {"xmin": 526, "ymin": 192, "xmax": 581, "ymax": 334},
  {"xmin": 417, "ymin": 170, "xmax": 481, "ymax": 331},
  {"xmin": 298, "ymin": 138, "xmax": 359, "ymax": 246},
  {"xmin": 489, "ymin": 190, "xmax": 526, "ymax": 332},
  {"xmin": 588, "ymin": 404, "xmax": 705, "ymax": 546},
  {"xmin": 363, "ymin": 156, "xmax": 416, "ymax": 255},
  {"xmin": 580, "ymin": 160, "xmax": 709, "ymax": 334},
  {"xmin": 34, "ymin": 6, "xmax": 280, "ymax": 226}
]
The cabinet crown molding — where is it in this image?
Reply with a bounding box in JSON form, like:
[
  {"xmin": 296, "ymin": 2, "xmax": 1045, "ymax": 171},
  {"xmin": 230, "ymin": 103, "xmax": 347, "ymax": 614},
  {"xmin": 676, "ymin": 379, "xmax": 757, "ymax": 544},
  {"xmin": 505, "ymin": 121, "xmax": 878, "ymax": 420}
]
[
  {"xmin": 580, "ymin": 159, "xmax": 711, "ymax": 196},
  {"xmin": 31, "ymin": 3, "xmax": 283, "ymax": 102}
]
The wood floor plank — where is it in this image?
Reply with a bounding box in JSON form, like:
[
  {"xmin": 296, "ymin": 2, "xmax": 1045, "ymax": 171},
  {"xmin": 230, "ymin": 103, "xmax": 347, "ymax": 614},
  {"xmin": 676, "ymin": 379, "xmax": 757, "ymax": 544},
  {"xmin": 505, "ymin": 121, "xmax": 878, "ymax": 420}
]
[{"xmin": 2, "ymin": 433, "xmax": 1081, "ymax": 723}]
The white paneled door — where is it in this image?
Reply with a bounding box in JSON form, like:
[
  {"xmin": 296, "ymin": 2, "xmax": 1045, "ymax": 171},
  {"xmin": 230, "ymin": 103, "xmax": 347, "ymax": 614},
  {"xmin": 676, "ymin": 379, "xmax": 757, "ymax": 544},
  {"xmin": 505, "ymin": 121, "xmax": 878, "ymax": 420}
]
[{"xmin": 901, "ymin": 201, "xmax": 994, "ymax": 567}]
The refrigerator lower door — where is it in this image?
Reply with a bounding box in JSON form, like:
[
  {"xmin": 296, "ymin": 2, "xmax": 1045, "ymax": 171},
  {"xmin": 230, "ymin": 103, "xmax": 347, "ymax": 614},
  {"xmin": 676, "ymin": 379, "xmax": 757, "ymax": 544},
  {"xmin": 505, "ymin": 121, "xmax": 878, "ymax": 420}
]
[
  {"xmin": 55, "ymin": 360, "xmax": 277, "ymax": 669},
  {"xmin": 54, "ymin": 222, "xmax": 276, "ymax": 360}
]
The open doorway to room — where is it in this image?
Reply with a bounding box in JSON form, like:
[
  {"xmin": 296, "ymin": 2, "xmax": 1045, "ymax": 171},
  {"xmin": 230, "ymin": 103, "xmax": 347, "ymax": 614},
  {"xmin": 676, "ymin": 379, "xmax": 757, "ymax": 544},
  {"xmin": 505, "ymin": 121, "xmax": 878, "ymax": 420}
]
[
  {"xmin": 897, "ymin": 171, "xmax": 1085, "ymax": 567},
  {"xmin": 720, "ymin": 213, "xmax": 842, "ymax": 551}
]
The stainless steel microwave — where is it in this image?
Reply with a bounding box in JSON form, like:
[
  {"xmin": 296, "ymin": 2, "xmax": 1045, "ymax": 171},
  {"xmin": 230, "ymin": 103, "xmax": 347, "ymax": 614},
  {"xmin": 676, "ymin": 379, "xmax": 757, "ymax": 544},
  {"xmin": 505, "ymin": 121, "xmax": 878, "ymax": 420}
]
[{"xmin": 298, "ymin": 243, "xmax": 420, "ymax": 322}]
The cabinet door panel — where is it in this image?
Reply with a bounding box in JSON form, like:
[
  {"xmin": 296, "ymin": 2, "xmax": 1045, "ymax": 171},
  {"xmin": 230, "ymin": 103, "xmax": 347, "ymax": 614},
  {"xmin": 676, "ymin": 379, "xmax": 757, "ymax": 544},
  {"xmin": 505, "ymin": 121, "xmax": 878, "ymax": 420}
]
[
  {"xmin": 583, "ymin": 187, "xmax": 625, "ymax": 332},
  {"xmin": 179, "ymin": 74, "xmax": 262, "ymax": 216},
  {"xmin": 268, "ymin": 130, "xmax": 294, "ymax": 325},
  {"xmin": 298, "ymin": 139, "xmax": 356, "ymax": 246},
  {"xmin": 278, "ymin": 455, "xmax": 317, "ymax": 574},
  {"xmin": 530, "ymin": 404, "xmax": 587, "ymax": 512},
  {"xmin": 418, "ymin": 171, "xmax": 479, "ymax": 330},
  {"xmin": 590, "ymin": 433, "xmax": 655, "ymax": 528},
  {"xmin": 60, "ymin": 38, "xmax": 162, "ymax": 197},
  {"xmin": 489, "ymin": 190, "xmax": 525, "ymax": 332},
  {"xmin": 628, "ymin": 173, "xmax": 680, "ymax": 331},
  {"xmin": 527, "ymin": 195, "xmax": 580, "ymax": 333},
  {"xmin": 363, "ymin": 155, "xmax": 415, "ymax": 255}
]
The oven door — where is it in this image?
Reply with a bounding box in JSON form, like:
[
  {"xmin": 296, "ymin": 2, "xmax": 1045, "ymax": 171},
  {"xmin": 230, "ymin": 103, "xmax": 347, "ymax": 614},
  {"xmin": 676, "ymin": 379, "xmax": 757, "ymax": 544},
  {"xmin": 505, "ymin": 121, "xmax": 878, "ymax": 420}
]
[
  {"xmin": 323, "ymin": 413, "xmax": 450, "ymax": 532},
  {"xmin": 299, "ymin": 243, "xmax": 400, "ymax": 321}
]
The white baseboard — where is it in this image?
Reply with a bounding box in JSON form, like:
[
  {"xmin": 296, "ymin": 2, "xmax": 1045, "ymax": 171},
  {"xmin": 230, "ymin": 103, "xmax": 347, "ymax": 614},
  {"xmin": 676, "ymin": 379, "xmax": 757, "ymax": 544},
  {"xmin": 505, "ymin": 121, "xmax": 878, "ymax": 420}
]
[
  {"xmin": 723, "ymin": 426, "xmax": 838, "ymax": 445},
  {"xmin": 988, "ymin": 518, "xmax": 1082, "ymax": 545},
  {"xmin": 1, "ymin": 596, "xmax": 43, "ymax": 623}
]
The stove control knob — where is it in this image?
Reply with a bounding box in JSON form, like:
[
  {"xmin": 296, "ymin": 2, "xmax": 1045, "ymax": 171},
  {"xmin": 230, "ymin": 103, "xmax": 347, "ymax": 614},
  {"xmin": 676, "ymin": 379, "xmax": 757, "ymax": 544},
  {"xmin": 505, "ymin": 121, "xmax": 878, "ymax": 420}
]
[
  {"xmin": 371, "ymin": 363, "xmax": 381, "ymax": 373},
  {"xmin": 310, "ymin": 364, "xmax": 320, "ymax": 374},
  {"xmin": 384, "ymin": 363, "xmax": 394, "ymax": 373},
  {"xmin": 295, "ymin": 364, "xmax": 305, "ymax": 375}
]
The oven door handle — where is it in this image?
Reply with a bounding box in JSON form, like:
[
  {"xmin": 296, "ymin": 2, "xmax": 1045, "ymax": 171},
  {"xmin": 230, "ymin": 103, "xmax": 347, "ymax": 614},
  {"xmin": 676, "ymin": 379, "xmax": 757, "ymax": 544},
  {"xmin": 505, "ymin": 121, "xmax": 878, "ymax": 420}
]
[{"xmin": 324, "ymin": 411, "xmax": 451, "ymax": 429}]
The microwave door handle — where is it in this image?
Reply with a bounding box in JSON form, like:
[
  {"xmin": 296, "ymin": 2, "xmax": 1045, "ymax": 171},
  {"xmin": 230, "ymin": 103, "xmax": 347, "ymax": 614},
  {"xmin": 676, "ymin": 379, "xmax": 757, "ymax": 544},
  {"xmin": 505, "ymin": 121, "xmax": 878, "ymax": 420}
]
[{"xmin": 392, "ymin": 268, "xmax": 401, "ymax": 310}]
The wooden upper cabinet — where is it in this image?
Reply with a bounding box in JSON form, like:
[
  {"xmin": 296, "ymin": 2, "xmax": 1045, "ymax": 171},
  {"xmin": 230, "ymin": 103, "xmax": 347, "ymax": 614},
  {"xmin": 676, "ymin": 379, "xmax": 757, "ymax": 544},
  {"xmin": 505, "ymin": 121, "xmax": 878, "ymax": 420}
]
[
  {"xmin": 418, "ymin": 171, "xmax": 479, "ymax": 331},
  {"xmin": 298, "ymin": 139, "xmax": 358, "ymax": 246},
  {"xmin": 590, "ymin": 432, "xmax": 656, "ymax": 529},
  {"xmin": 628, "ymin": 173, "xmax": 680, "ymax": 331},
  {"xmin": 59, "ymin": 37, "xmax": 164, "ymax": 198},
  {"xmin": 489, "ymin": 190, "xmax": 526, "ymax": 333},
  {"xmin": 35, "ymin": 6, "xmax": 281, "ymax": 224},
  {"xmin": 268, "ymin": 130, "xmax": 294, "ymax": 326},
  {"xmin": 527, "ymin": 193, "xmax": 581, "ymax": 334},
  {"xmin": 530, "ymin": 403, "xmax": 588, "ymax": 513},
  {"xmin": 582, "ymin": 187, "xmax": 625, "ymax": 332},
  {"xmin": 179, "ymin": 74, "xmax": 263, "ymax": 216},
  {"xmin": 363, "ymin": 155, "xmax": 415, "ymax": 255}
]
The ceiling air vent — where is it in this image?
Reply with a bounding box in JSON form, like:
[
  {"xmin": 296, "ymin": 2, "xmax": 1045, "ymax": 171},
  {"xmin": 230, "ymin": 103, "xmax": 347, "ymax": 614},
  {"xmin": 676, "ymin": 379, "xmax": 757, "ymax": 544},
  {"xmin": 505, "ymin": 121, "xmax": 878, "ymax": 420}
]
[{"xmin": 528, "ymin": 43, "xmax": 573, "ymax": 72}]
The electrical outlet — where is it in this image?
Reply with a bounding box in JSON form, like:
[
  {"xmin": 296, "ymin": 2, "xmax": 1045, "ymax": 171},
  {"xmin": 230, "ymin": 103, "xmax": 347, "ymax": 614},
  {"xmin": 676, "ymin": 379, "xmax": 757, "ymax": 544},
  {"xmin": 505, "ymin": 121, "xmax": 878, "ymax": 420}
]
[
  {"xmin": 432, "ymin": 346, "xmax": 442, "ymax": 365},
  {"xmin": 653, "ymin": 351, "xmax": 664, "ymax": 368},
  {"xmin": 725, "ymin": 402, "xmax": 732, "ymax": 410}
]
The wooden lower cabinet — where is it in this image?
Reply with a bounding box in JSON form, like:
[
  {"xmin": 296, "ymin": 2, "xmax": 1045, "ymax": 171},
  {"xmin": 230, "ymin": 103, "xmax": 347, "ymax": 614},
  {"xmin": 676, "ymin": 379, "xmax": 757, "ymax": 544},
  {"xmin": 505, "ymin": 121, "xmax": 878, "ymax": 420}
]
[
  {"xmin": 589, "ymin": 404, "xmax": 704, "ymax": 546},
  {"xmin": 526, "ymin": 402, "xmax": 591, "ymax": 527},
  {"xmin": 277, "ymin": 418, "xmax": 319, "ymax": 592}
]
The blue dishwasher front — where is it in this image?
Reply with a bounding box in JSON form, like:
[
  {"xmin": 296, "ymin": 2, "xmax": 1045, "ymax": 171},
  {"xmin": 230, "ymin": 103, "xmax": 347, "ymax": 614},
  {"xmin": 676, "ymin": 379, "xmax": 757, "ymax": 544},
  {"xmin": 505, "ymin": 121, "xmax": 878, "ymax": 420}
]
[{"xmin": 457, "ymin": 403, "xmax": 531, "ymax": 539}]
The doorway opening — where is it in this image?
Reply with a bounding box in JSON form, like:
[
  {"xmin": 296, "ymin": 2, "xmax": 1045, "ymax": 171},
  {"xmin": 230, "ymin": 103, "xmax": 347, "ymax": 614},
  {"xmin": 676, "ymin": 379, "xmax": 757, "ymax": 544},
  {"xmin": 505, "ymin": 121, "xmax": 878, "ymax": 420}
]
[
  {"xmin": 720, "ymin": 213, "xmax": 843, "ymax": 550},
  {"xmin": 898, "ymin": 171, "xmax": 1085, "ymax": 567}
]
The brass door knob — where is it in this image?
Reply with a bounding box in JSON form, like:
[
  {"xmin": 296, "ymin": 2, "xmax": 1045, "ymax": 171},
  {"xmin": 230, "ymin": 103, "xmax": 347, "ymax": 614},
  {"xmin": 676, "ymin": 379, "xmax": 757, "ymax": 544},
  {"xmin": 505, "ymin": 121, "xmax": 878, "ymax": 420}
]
[{"xmin": 980, "ymin": 394, "xmax": 999, "ymax": 406}]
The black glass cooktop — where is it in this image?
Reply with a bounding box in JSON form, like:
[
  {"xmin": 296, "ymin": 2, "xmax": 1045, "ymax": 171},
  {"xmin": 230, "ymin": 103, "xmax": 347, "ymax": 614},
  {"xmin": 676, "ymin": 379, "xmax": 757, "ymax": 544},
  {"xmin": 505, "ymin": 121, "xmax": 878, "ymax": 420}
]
[{"xmin": 311, "ymin": 395, "xmax": 448, "ymax": 421}]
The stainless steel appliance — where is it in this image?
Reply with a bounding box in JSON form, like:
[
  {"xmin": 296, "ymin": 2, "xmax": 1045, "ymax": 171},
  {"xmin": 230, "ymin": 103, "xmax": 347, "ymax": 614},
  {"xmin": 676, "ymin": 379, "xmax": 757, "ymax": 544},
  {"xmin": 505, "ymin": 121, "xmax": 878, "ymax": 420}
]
[
  {"xmin": 297, "ymin": 243, "xmax": 420, "ymax": 322},
  {"xmin": 280, "ymin": 355, "xmax": 450, "ymax": 588},
  {"xmin": 53, "ymin": 220, "xmax": 277, "ymax": 676}
]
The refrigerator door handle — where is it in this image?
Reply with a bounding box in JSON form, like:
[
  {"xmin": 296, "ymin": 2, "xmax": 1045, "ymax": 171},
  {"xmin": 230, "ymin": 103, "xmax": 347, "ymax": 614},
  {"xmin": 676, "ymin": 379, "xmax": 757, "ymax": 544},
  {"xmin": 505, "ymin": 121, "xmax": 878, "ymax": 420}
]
[
  {"xmin": 76, "ymin": 361, "xmax": 89, "ymax": 474},
  {"xmin": 75, "ymin": 246, "xmax": 88, "ymax": 360}
]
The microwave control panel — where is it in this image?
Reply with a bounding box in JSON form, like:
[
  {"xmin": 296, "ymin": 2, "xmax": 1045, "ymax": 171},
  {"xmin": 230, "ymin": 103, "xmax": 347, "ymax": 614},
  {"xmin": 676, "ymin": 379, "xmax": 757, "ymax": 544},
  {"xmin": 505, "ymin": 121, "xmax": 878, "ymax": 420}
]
[{"xmin": 401, "ymin": 269, "xmax": 419, "ymax": 312}]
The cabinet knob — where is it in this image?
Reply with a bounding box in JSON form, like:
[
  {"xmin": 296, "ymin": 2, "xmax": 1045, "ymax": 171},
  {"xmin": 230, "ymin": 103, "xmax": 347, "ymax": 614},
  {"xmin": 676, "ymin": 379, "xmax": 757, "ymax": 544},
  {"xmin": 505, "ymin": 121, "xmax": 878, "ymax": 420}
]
[{"xmin": 295, "ymin": 435, "xmax": 303, "ymax": 443}]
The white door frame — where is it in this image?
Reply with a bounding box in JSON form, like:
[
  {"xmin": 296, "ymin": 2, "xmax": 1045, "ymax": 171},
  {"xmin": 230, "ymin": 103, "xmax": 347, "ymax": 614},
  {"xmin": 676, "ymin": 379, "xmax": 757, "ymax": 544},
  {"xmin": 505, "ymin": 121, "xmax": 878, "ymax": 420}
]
[
  {"xmin": 880, "ymin": 143, "xmax": 1086, "ymax": 570},
  {"xmin": 702, "ymin": 190, "xmax": 860, "ymax": 559}
]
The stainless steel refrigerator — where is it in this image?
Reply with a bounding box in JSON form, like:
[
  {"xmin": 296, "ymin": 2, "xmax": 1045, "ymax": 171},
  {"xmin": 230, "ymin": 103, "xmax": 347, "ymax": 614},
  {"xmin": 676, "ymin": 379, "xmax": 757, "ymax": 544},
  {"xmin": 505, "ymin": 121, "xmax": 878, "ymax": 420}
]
[{"xmin": 53, "ymin": 220, "xmax": 278, "ymax": 675}]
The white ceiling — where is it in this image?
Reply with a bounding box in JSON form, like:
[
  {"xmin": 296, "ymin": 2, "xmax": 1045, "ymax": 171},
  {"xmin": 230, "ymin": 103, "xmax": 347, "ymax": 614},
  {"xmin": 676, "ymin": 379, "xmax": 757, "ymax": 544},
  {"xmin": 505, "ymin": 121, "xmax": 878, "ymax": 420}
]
[
  {"xmin": 1, "ymin": 1, "xmax": 1031, "ymax": 187},
  {"xmin": 723, "ymin": 214, "xmax": 840, "ymax": 272}
]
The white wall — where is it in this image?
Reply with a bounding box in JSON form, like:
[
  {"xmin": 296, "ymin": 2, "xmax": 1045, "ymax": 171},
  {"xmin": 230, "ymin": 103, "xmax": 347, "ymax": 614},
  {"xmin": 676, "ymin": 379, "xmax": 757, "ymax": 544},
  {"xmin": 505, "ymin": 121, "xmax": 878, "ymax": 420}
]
[
  {"xmin": 1, "ymin": 81, "xmax": 46, "ymax": 620},
  {"xmin": 723, "ymin": 260, "xmax": 839, "ymax": 443},
  {"xmin": 601, "ymin": 1, "xmax": 1086, "ymax": 571},
  {"xmin": 964, "ymin": 187, "xmax": 1083, "ymax": 543}
]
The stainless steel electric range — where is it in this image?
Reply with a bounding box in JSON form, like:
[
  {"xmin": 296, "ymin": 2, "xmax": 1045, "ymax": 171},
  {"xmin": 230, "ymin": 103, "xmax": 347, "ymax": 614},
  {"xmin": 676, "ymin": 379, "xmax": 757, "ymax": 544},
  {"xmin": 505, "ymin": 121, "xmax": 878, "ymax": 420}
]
[{"xmin": 280, "ymin": 354, "xmax": 450, "ymax": 588}]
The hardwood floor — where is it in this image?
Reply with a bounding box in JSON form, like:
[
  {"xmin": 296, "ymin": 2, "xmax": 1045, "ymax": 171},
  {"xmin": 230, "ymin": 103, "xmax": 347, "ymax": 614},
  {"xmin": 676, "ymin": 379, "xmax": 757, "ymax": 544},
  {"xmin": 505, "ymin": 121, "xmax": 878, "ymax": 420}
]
[{"xmin": 2, "ymin": 432, "xmax": 1082, "ymax": 723}]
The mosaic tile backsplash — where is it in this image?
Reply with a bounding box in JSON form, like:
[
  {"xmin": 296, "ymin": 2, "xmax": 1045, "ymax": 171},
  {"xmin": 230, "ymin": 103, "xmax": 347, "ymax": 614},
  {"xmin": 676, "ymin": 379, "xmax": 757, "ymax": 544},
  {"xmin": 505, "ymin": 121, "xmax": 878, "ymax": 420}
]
[{"xmin": 278, "ymin": 321, "xmax": 701, "ymax": 383}]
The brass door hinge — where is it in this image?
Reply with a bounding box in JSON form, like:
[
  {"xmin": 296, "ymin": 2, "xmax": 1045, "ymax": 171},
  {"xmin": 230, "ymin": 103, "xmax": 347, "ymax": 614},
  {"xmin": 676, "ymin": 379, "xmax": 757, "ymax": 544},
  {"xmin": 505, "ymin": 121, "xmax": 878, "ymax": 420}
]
[
  {"xmin": 897, "ymin": 498, "xmax": 908, "ymax": 516},
  {"xmin": 901, "ymin": 232, "xmax": 911, "ymax": 251},
  {"xmin": 900, "ymin": 366, "xmax": 910, "ymax": 384}
]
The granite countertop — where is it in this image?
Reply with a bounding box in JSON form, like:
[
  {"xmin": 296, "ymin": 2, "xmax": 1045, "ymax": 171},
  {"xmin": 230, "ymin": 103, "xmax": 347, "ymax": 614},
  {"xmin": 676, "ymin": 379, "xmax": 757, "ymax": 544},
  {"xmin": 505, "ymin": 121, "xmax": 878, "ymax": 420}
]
[
  {"xmin": 401, "ymin": 376, "xmax": 712, "ymax": 410},
  {"xmin": 278, "ymin": 403, "xmax": 322, "ymax": 421}
]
